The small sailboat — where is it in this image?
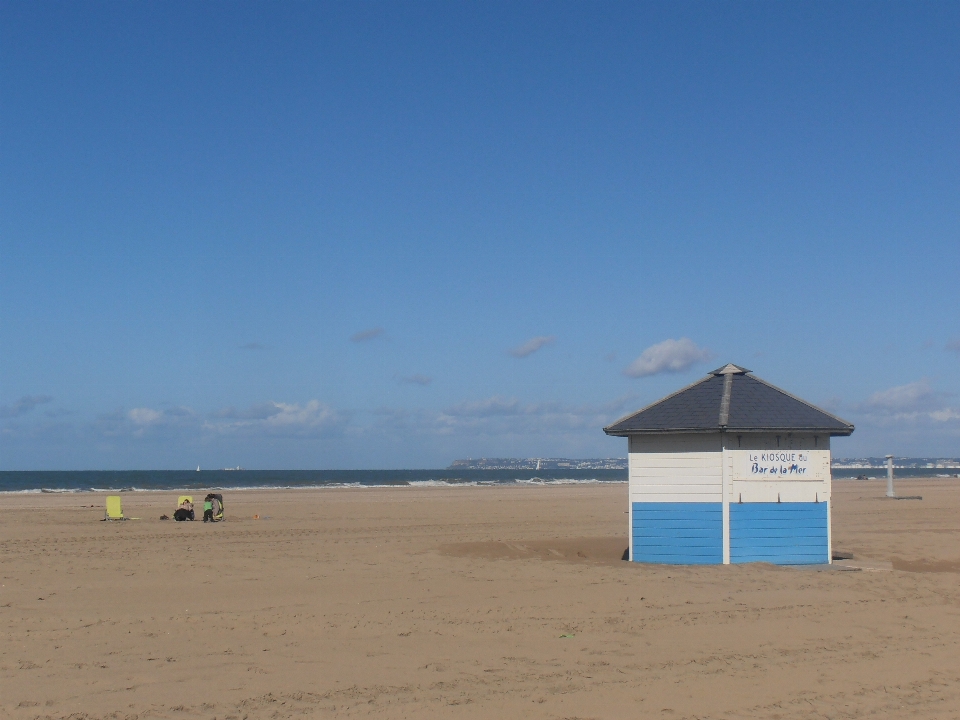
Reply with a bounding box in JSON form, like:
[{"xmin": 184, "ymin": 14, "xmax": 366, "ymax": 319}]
[{"xmin": 196, "ymin": 465, "xmax": 201, "ymax": 472}]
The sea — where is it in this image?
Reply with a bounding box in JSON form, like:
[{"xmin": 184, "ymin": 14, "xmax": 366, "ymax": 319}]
[
  {"xmin": 0, "ymin": 469, "xmax": 628, "ymax": 494},
  {"xmin": 1, "ymin": 467, "xmax": 954, "ymax": 494}
]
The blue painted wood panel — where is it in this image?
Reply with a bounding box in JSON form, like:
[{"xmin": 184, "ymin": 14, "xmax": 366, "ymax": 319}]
[
  {"xmin": 730, "ymin": 502, "xmax": 828, "ymax": 565},
  {"xmin": 632, "ymin": 502, "xmax": 722, "ymax": 565}
]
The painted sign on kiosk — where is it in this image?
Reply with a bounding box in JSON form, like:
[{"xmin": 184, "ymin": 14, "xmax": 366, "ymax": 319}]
[
  {"xmin": 732, "ymin": 449, "xmax": 829, "ymax": 482},
  {"xmin": 748, "ymin": 451, "xmax": 811, "ymax": 477}
]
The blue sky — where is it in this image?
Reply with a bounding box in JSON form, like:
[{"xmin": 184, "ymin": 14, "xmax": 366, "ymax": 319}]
[{"xmin": 2, "ymin": 2, "xmax": 958, "ymax": 469}]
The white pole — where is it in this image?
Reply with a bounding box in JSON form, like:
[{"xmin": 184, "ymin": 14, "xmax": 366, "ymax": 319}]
[{"xmin": 886, "ymin": 455, "xmax": 896, "ymax": 498}]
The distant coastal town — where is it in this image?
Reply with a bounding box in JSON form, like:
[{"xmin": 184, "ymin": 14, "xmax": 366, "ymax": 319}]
[
  {"xmin": 449, "ymin": 457, "xmax": 960, "ymax": 471},
  {"xmin": 831, "ymin": 457, "xmax": 960, "ymax": 469},
  {"xmin": 449, "ymin": 458, "xmax": 628, "ymax": 470}
]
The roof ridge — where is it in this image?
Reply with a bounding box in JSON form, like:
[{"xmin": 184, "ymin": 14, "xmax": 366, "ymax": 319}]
[
  {"xmin": 718, "ymin": 372, "xmax": 733, "ymax": 426},
  {"xmin": 744, "ymin": 374, "xmax": 854, "ymax": 430},
  {"xmin": 602, "ymin": 373, "xmax": 716, "ymax": 432}
]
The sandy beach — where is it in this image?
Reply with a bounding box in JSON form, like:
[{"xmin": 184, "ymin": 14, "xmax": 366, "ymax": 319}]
[{"xmin": 2, "ymin": 479, "xmax": 960, "ymax": 719}]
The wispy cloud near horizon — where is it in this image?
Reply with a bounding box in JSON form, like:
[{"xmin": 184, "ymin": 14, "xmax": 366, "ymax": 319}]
[
  {"xmin": 509, "ymin": 335, "xmax": 555, "ymax": 358},
  {"xmin": 858, "ymin": 379, "xmax": 949, "ymax": 415},
  {"xmin": 624, "ymin": 338, "xmax": 713, "ymax": 378},
  {"xmin": 50, "ymin": 399, "xmax": 351, "ymax": 442},
  {"xmin": 363, "ymin": 394, "xmax": 637, "ymax": 446},
  {"xmin": 205, "ymin": 400, "xmax": 347, "ymax": 437},
  {"xmin": 350, "ymin": 327, "xmax": 384, "ymax": 343},
  {"xmin": 0, "ymin": 395, "xmax": 54, "ymax": 418},
  {"xmin": 396, "ymin": 374, "xmax": 432, "ymax": 386},
  {"xmin": 440, "ymin": 395, "xmax": 635, "ymax": 424},
  {"xmin": 855, "ymin": 379, "xmax": 959, "ymax": 425},
  {"xmin": 445, "ymin": 396, "xmax": 521, "ymax": 417}
]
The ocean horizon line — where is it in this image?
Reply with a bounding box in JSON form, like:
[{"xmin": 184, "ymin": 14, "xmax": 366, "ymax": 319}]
[{"xmin": 1, "ymin": 466, "xmax": 956, "ymax": 494}]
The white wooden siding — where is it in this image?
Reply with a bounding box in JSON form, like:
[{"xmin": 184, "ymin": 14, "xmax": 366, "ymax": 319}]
[
  {"xmin": 632, "ymin": 455, "xmax": 724, "ymax": 469},
  {"xmin": 628, "ymin": 432, "xmax": 832, "ymax": 506},
  {"xmin": 726, "ymin": 433, "xmax": 832, "ymax": 452},
  {"xmin": 629, "ymin": 433, "xmax": 723, "ymax": 503},
  {"xmin": 630, "ymin": 434, "xmax": 722, "ymax": 454},
  {"xmin": 729, "ymin": 480, "xmax": 830, "ymax": 503}
]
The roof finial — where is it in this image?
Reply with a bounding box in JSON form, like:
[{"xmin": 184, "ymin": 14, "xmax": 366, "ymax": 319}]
[{"xmin": 710, "ymin": 363, "xmax": 750, "ymax": 376}]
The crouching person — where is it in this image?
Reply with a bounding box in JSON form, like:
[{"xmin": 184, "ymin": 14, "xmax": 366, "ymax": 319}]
[{"xmin": 174, "ymin": 498, "xmax": 194, "ymax": 521}]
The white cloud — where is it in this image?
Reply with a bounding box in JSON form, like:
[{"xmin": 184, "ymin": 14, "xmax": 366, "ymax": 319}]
[
  {"xmin": 930, "ymin": 409, "xmax": 960, "ymax": 422},
  {"xmin": 509, "ymin": 335, "xmax": 555, "ymax": 358},
  {"xmin": 351, "ymin": 327, "xmax": 384, "ymax": 343},
  {"xmin": 0, "ymin": 395, "xmax": 53, "ymax": 418},
  {"xmin": 263, "ymin": 401, "xmax": 335, "ymax": 428},
  {"xmin": 92, "ymin": 405, "xmax": 200, "ymax": 438},
  {"xmin": 624, "ymin": 338, "xmax": 713, "ymax": 378},
  {"xmin": 128, "ymin": 408, "xmax": 164, "ymax": 425}
]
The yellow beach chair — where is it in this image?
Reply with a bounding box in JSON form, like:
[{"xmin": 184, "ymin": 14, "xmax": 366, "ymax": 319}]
[
  {"xmin": 104, "ymin": 495, "xmax": 125, "ymax": 521},
  {"xmin": 177, "ymin": 495, "xmax": 193, "ymax": 507}
]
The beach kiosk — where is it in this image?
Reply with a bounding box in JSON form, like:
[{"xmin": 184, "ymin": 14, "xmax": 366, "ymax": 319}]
[{"xmin": 604, "ymin": 364, "xmax": 854, "ymax": 565}]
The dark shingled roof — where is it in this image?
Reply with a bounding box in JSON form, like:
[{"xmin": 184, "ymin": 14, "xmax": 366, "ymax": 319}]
[{"xmin": 604, "ymin": 364, "xmax": 854, "ymax": 436}]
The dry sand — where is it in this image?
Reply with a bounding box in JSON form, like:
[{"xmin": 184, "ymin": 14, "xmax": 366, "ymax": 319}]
[{"xmin": 2, "ymin": 479, "xmax": 960, "ymax": 719}]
